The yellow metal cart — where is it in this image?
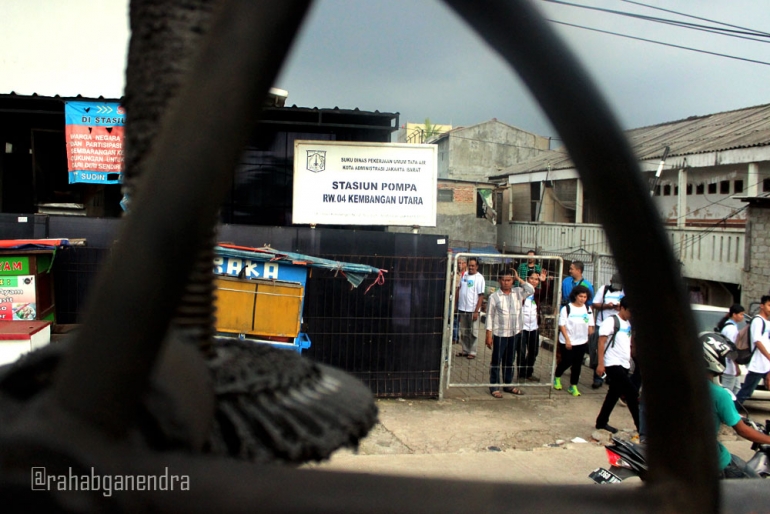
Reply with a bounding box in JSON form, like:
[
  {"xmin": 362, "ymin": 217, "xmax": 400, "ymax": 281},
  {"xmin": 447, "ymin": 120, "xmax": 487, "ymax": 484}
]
[{"xmin": 213, "ymin": 250, "xmax": 312, "ymax": 353}]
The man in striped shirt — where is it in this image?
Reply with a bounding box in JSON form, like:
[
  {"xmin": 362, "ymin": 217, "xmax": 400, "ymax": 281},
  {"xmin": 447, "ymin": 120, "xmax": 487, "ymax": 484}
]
[{"xmin": 485, "ymin": 268, "xmax": 535, "ymax": 397}]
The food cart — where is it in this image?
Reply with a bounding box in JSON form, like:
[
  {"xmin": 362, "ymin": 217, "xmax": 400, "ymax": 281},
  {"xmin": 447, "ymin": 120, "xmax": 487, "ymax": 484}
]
[
  {"xmin": 0, "ymin": 239, "xmax": 72, "ymax": 365},
  {"xmin": 213, "ymin": 244, "xmax": 384, "ymax": 353}
]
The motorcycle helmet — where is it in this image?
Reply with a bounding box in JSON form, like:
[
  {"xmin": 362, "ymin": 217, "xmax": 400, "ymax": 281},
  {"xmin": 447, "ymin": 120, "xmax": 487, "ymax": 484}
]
[{"xmin": 700, "ymin": 331, "xmax": 733, "ymax": 375}]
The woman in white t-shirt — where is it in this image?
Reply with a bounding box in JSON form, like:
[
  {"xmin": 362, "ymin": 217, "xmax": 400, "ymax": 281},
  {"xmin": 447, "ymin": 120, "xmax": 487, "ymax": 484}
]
[
  {"xmin": 717, "ymin": 304, "xmax": 745, "ymax": 395},
  {"xmin": 554, "ymin": 285, "xmax": 595, "ymax": 396}
]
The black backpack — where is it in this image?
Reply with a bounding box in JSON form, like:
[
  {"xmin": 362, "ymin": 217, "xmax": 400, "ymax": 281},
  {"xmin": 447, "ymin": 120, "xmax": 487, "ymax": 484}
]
[{"xmin": 565, "ymin": 303, "xmax": 591, "ymax": 317}]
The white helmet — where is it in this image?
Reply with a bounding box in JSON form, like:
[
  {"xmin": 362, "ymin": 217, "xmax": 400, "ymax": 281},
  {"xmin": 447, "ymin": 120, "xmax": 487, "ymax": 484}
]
[{"xmin": 700, "ymin": 332, "xmax": 733, "ymax": 375}]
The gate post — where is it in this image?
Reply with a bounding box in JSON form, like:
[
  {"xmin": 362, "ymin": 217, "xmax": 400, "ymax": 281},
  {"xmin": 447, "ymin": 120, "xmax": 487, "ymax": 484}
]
[{"xmin": 438, "ymin": 251, "xmax": 455, "ymax": 400}]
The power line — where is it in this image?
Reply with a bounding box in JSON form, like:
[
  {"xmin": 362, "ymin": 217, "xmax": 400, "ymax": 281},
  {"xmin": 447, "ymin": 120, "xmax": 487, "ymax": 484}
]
[
  {"xmin": 548, "ymin": 20, "xmax": 770, "ymax": 67},
  {"xmin": 618, "ymin": 0, "xmax": 770, "ymax": 37},
  {"xmin": 542, "ymin": 0, "xmax": 770, "ymax": 41}
]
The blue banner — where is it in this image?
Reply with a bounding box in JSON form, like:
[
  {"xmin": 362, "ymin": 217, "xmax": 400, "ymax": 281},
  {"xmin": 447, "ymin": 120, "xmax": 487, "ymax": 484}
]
[
  {"xmin": 65, "ymin": 101, "xmax": 125, "ymax": 127},
  {"xmin": 65, "ymin": 101, "xmax": 125, "ymax": 184}
]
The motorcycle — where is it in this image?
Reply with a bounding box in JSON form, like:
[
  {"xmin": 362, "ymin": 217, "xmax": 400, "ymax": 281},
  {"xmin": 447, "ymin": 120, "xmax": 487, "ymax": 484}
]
[{"xmin": 589, "ymin": 418, "xmax": 770, "ymax": 483}]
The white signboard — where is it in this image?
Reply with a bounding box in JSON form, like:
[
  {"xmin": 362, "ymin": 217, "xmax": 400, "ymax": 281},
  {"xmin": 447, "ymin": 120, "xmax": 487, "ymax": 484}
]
[{"xmin": 292, "ymin": 141, "xmax": 437, "ymax": 226}]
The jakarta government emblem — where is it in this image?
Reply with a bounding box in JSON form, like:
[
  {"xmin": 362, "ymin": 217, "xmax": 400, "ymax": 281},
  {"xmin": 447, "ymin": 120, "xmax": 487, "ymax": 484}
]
[{"xmin": 306, "ymin": 150, "xmax": 326, "ymax": 172}]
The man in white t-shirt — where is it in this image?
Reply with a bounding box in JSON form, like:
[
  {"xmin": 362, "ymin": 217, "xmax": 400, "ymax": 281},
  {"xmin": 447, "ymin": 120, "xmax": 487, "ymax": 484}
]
[
  {"xmin": 595, "ymin": 296, "xmax": 638, "ymax": 434},
  {"xmin": 735, "ymin": 295, "xmax": 770, "ymax": 406},
  {"xmin": 456, "ymin": 257, "xmax": 485, "ymax": 359},
  {"xmin": 593, "ymin": 273, "xmax": 625, "ymax": 323},
  {"xmin": 591, "ymin": 273, "xmax": 625, "ymax": 389}
]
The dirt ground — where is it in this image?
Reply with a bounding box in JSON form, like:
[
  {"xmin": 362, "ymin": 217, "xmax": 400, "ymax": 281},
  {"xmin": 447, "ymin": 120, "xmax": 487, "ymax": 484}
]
[
  {"xmin": 358, "ymin": 388, "xmax": 637, "ymax": 456},
  {"xmin": 308, "ymin": 356, "xmax": 770, "ymax": 483}
]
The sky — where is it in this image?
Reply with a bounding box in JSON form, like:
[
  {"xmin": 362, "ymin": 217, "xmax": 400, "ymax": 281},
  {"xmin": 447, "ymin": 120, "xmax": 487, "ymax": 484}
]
[{"xmin": 2, "ymin": 0, "xmax": 770, "ymax": 141}]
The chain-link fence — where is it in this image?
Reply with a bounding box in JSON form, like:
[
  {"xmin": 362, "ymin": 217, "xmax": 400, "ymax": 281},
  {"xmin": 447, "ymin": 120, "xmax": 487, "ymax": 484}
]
[
  {"xmin": 442, "ymin": 251, "xmax": 626, "ymax": 396},
  {"xmin": 443, "ymin": 252, "xmax": 564, "ymax": 393}
]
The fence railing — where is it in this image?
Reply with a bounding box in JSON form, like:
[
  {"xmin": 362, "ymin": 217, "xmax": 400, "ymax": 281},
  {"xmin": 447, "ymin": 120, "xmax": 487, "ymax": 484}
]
[{"xmin": 499, "ymin": 222, "xmax": 745, "ymax": 284}]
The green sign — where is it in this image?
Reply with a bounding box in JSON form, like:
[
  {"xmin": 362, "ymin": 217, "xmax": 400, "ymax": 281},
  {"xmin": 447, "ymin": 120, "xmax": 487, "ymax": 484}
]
[
  {"xmin": 0, "ymin": 256, "xmax": 29, "ymax": 276},
  {"xmin": 0, "ymin": 277, "xmax": 18, "ymax": 287}
]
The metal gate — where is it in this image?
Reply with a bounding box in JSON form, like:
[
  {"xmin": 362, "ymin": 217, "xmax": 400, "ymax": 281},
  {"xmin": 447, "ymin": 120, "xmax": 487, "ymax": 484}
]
[{"xmin": 440, "ymin": 252, "xmax": 564, "ymax": 396}]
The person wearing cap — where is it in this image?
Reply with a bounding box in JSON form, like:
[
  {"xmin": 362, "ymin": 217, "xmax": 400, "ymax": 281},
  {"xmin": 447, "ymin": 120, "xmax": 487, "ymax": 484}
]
[{"xmin": 591, "ymin": 273, "xmax": 625, "ymax": 389}]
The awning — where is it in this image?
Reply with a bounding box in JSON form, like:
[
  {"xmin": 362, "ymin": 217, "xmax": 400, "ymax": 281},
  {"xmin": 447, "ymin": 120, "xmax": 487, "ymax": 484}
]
[{"xmin": 215, "ymin": 244, "xmax": 386, "ymax": 290}]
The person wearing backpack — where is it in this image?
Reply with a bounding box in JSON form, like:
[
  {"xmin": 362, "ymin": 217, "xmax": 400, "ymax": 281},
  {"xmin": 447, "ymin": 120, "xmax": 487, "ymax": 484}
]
[
  {"xmin": 735, "ymin": 295, "xmax": 770, "ymax": 406},
  {"xmin": 590, "ymin": 273, "xmax": 625, "ymax": 389},
  {"xmin": 717, "ymin": 304, "xmax": 746, "ymax": 395},
  {"xmin": 553, "ymin": 285, "xmax": 595, "ymax": 396},
  {"xmin": 594, "ymin": 296, "xmax": 638, "ymax": 434}
]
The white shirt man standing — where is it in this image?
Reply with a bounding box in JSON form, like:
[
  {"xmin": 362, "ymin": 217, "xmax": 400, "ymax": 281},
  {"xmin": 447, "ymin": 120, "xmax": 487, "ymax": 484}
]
[{"xmin": 456, "ymin": 257, "xmax": 485, "ymax": 359}]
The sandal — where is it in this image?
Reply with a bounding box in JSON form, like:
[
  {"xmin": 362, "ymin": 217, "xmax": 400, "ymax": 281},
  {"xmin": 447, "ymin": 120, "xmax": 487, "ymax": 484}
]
[
  {"xmin": 455, "ymin": 352, "xmax": 468, "ymax": 357},
  {"xmin": 503, "ymin": 387, "xmax": 525, "ymax": 396},
  {"xmin": 466, "ymin": 354, "xmax": 476, "ymax": 360},
  {"xmin": 491, "ymin": 390, "xmax": 503, "ymax": 398}
]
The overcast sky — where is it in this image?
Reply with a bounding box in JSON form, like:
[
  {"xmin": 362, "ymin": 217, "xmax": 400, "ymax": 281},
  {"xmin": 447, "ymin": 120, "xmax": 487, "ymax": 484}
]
[{"xmin": 3, "ymin": 0, "xmax": 770, "ymax": 140}]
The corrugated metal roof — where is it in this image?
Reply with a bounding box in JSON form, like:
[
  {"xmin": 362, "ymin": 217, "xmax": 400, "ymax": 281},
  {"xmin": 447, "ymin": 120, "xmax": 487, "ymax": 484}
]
[
  {"xmin": 0, "ymin": 92, "xmax": 398, "ymax": 120},
  {"xmin": 494, "ymin": 103, "xmax": 770, "ymax": 177}
]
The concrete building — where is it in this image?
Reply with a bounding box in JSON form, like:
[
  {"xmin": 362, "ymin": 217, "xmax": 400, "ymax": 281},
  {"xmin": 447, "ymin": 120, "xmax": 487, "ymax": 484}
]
[
  {"xmin": 390, "ymin": 119, "xmax": 551, "ymax": 248},
  {"xmin": 435, "ymin": 119, "xmax": 550, "ymax": 182},
  {"xmin": 491, "ymin": 103, "xmax": 770, "ymax": 306},
  {"xmin": 387, "ymin": 178, "xmax": 498, "ymax": 247}
]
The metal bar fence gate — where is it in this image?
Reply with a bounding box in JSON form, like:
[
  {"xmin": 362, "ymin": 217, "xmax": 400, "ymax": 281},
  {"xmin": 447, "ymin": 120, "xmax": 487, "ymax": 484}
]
[{"xmin": 442, "ymin": 252, "xmax": 564, "ymax": 396}]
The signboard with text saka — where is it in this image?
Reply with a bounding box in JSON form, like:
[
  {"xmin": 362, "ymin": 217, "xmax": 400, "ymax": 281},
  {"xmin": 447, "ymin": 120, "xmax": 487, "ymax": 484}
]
[
  {"xmin": 65, "ymin": 100, "xmax": 125, "ymax": 184},
  {"xmin": 292, "ymin": 141, "xmax": 437, "ymax": 226}
]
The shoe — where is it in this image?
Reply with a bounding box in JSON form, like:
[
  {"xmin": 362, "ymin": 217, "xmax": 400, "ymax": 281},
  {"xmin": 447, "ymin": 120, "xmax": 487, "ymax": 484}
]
[
  {"xmin": 553, "ymin": 377, "xmax": 562, "ymax": 390},
  {"xmin": 591, "ymin": 380, "xmax": 603, "ymax": 389},
  {"xmin": 567, "ymin": 385, "xmax": 581, "ymax": 397},
  {"xmin": 596, "ymin": 424, "xmax": 618, "ymax": 434},
  {"xmin": 527, "ymin": 375, "xmax": 540, "ymax": 382}
]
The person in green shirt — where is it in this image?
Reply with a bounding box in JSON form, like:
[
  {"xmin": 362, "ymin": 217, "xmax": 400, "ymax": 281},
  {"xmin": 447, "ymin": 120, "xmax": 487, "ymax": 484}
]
[
  {"xmin": 702, "ymin": 333, "xmax": 770, "ymax": 478},
  {"xmin": 515, "ymin": 250, "xmax": 546, "ymax": 288}
]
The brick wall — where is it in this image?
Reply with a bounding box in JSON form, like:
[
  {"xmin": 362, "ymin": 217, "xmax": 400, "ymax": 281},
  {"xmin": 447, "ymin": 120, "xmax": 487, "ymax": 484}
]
[
  {"xmin": 741, "ymin": 203, "xmax": 770, "ymax": 306},
  {"xmin": 438, "ymin": 182, "xmax": 475, "ymax": 203}
]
